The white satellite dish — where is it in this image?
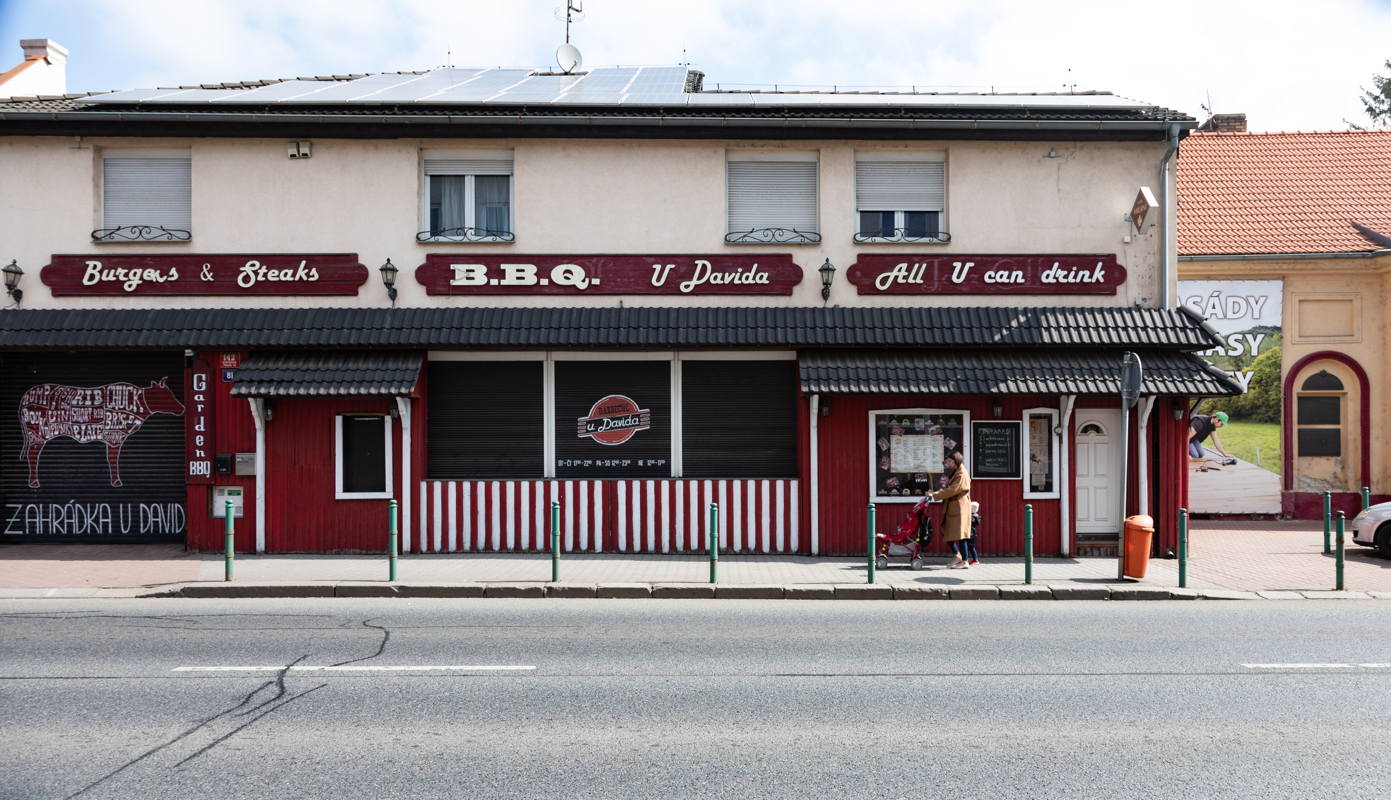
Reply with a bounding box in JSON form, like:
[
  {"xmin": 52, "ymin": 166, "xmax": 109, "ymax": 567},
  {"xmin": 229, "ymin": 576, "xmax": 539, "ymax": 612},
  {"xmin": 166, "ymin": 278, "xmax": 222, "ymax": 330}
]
[{"xmin": 556, "ymin": 43, "xmax": 583, "ymax": 74}]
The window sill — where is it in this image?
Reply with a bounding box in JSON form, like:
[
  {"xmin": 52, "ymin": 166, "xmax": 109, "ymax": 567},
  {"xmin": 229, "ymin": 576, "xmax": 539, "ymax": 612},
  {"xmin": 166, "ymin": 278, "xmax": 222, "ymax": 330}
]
[{"xmin": 335, "ymin": 491, "xmax": 394, "ymax": 501}]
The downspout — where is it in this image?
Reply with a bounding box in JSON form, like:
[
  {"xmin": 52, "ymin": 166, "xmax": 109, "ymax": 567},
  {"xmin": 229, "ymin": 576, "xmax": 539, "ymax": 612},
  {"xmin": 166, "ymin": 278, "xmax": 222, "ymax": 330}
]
[
  {"xmin": 396, "ymin": 396, "xmax": 412, "ymax": 555},
  {"xmin": 1137, "ymin": 396, "xmax": 1157, "ymax": 516},
  {"xmin": 809, "ymin": 393, "xmax": 820, "ymax": 556},
  {"xmin": 1059, "ymin": 395, "xmax": 1077, "ymax": 557},
  {"xmin": 1158, "ymin": 122, "xmax": 1180, "ymax": 308},
  {"xmin": 247, "ymin": 397, "xmax": 266, "ymax": 553}
]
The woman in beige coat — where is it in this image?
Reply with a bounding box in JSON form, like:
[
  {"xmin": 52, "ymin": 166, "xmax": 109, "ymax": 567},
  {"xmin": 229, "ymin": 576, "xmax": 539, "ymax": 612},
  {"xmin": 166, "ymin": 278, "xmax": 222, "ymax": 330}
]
[{"xmin": 931, "ymin": 451, "xmax": 973, "ymax": 568}]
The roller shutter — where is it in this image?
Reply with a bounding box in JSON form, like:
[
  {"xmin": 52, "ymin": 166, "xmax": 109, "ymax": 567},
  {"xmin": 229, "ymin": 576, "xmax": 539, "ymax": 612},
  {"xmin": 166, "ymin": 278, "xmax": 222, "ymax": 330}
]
[
  {"xmin": 682, "ymin": 361, "xmax": 797, "ymax": 478},
  {"xmin": 427, "ymin": 361, "xmax": 544, "ymax": 478}
]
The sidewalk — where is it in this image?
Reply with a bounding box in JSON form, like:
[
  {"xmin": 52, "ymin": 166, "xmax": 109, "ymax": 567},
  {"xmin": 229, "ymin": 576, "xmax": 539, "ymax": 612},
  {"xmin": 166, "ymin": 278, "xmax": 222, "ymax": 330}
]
[{"xmin": 2, "ymin": 520, "xmax": 1387, "ymax": 600}]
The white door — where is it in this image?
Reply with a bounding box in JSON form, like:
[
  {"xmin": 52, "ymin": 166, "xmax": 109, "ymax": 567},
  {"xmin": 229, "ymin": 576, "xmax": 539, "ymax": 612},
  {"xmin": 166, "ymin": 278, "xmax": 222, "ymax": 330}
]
[{"xmin": 1074, "ymin": 410, "xmax": 1122, "ymax": 534}]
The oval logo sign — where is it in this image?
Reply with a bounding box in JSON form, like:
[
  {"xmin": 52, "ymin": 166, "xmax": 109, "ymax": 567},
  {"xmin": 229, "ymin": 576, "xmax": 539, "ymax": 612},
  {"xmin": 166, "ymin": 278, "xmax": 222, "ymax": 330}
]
[{"xmin": 576, "ymin": 394, "xmax": 651, "ymax": 446}]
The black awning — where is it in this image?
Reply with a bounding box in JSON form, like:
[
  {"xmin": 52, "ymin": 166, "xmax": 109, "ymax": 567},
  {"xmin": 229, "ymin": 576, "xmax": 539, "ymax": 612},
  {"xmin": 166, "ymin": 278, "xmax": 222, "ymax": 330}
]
[
  {"xmin": 799, "ymin": 350, "xmax": 1242, "ymax": 396},
  {"xmin": 0, "ymin": 305, "xmax": 1220, "ymax": 351},
  {"xmin": 229, "ymin": 351, "xmax": 422, "ymax": 397}
]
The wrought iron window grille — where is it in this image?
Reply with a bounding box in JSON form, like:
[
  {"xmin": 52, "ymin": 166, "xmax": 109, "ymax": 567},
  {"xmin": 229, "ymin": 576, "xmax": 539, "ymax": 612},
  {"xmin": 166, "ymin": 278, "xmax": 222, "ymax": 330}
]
[
  {"xmin": 416, "ymin": 227, "xmax": 516, "ymax": 243},
  {"xmin": 853, "ymin": 229, "xmax": 952, "ymax": 244},
  {"xmin": 91, "ymin": 225, "xmax": 192, "ymax": 242},
  {"xmin": 724, "ymin": 228, "xmax": 822, "ymax": 244}
]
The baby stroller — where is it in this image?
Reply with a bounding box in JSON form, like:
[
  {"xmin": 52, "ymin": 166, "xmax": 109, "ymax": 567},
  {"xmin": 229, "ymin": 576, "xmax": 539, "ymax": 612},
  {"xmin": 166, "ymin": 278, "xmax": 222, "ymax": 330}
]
[{"xmin": 875, "ymin": 497, "xmax": 934, "ymax": 570}]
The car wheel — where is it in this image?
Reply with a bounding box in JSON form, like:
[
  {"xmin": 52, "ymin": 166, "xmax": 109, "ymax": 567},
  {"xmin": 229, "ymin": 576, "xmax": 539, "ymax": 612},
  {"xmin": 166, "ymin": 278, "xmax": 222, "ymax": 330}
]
[{"xmin": 1376, "ymin": 523, "xmax": 1391, "ymax": 558}]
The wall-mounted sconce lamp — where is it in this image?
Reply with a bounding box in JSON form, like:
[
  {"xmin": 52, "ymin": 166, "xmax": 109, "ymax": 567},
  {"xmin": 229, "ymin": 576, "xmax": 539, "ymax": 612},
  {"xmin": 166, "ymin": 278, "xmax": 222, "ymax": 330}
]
[
  {"xmin": 818, "ymin": 259, "xmax": 836, "ymax": 302},
  {"xmin": 3, "ymin": 260, "xmax": 23, "ymax": 305},
  {"xmin": 820, "ymin": 398, "xmax": 830, "ymax": 417},
  {"xmin": 992, "ymin": 400, "xmax": 1003, "ymax": 418},
  {"xmin": 379, "ymin": 258, "xmax": 399, "ymax": 304},
  {"xmin": 1174, "ymin": 405, "xmax": 1186, "ymax": 421},
  {"xmin": 1044, "ymin": 148, "xmax": 1062, "ymax": 159}
]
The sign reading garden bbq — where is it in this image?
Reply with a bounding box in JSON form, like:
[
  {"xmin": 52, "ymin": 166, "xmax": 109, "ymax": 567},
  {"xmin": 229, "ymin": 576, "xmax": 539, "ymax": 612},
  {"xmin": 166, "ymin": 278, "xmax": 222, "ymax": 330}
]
[
  {"xmin": 848, "ymin": 254, "xmax": 1126, "ymax": 295},
  {"xmin": 415, "ymin": 254, "xmax": 803, "ymax": 295},
  {"xmin": 41, "ymin": 254, "xmax": 368, "ymax": 295}
]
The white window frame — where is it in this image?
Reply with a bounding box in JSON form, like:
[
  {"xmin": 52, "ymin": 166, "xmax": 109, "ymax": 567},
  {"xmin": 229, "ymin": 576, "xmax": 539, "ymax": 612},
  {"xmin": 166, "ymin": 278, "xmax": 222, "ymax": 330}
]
[
  {"xmin": 725, "ymin": 150, "xmax": 820, "ymax": 242},
  {"xmin": 1022, "ymin": 407, "xmax": 1061, "ymax": 499},
  {"xmin": 419, "ymin": 149, "xmax": 515, "ymax": 243},
  {"xmin": 868, "ymin": 407, "xmax": 971, "ymax": 503},
  {"xmin": 335, "ymin": 414, "xmax": 394, "ymax": 500},
  {"xmin": 854, "ymin": 151, "xmax": 947, "ymax": 243},
  {"xmin": 99, "ymin": 148, "xmax": 193, "ymax": 238}
]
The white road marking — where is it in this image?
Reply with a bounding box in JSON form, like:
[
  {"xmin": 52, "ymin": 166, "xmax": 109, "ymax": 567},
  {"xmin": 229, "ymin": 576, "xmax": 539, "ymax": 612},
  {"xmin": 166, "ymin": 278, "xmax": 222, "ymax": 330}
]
[
  {"xmin": 174, "ymin": 665, "xmax": 536, "ymax": 673},
  {"xmin": 1242, "ymin": 663, "xmax": 1386, "ymax": 670}
]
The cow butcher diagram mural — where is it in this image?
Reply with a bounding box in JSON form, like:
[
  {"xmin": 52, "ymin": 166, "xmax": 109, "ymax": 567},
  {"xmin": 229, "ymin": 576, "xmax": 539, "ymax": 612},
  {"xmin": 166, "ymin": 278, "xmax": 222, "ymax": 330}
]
[
  {"xmin": 20, "ymin": 378, "xmax": 185, "ymax": 487},
  {"xmin": 2, "ymin": 353, "xmax": 189, "ymax": 539}
]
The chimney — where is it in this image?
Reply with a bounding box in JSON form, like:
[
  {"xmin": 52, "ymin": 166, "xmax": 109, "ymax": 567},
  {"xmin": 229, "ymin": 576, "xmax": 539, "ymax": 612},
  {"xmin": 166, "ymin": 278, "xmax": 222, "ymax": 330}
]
[
  {"xmin": 1198, "ymin": 113, "xmax": 1248, "ymax": 133},
  {"xmin": 0, "ymin": 39, "xmax": 68, "ymax": 98}
]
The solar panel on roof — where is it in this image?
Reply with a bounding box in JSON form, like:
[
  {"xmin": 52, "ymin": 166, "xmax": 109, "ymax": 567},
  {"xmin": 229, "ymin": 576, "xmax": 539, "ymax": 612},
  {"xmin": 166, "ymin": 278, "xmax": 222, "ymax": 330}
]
[
  {"xmin": 289, "ymin": 72, "xmax": 421, "ymax": 102},
  {"xmin": 367, "ymin": 68, "xmax": 486, "ymax": 102},
  {"xmin": 210, "ymin": 79, "xmax": 340, "ymax": 102},
  {"xmin": 428, "ymin": 69, "xmax": 533, "ymax": 102}
]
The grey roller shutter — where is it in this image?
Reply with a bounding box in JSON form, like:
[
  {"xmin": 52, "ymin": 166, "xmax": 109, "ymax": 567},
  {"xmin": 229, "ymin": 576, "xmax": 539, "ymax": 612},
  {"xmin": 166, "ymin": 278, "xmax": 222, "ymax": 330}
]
[
  {"xmin": 855, "ymin": 161, "xmax": 944, "ymax": 211},
  {"xmin": 423, "ymin": 155, "xmax": 513, "ymax": 175},
  {"xmin": 101, "ymin": 154, "xmax": 192, "ymax": 229},
  {"xmin": 727, "ymin": 161, "xmax": 818, "ymax": 233},
  {"xmin": 682, "ymin": 361, "xmax": 797, "ymax": 478},
  {"xmin": 427, "ymin": 361, "xmax": 543, "ymax": 478}
]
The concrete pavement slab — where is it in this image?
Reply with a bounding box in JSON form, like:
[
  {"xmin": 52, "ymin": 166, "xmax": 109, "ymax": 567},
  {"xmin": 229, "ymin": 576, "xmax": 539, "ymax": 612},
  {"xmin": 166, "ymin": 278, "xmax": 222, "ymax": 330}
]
[
  {"xmin": 1256, "ymin": 591, "xmax": 1306, "ymax": 600},
  {"xmin": 546, "ymin": 583, "xmax": 598, "ymax": 598},
  {"xmin": 998, "ymin": 585, "xmax": 1053, "ymax": 600},
  {"xmin": 715, "ymin": 584, "xmax": 783, "ymax": 600},
  {"xmin": 653, "ymin": 583, "xmax": 716, "ymax": 599},
  {"xmin": 1050, "ymin": 586, "xmax": 1110, "ymax": 600},
  {"xmin": 1196, "ymin": 590, "xmax": 1262, "ymax": 600},
  {"xmin": 1368, "ymin": 591, "xmax": 1391, "ymax": 600},
  {"xmin": 334, "ymin": 584, "xmax": 401, "ymax": 597},
  {"xmin": 596, "ymin": 583, "xmax": 652, "ymax": 599},
  {"xmin": 1110, "ymin": 587, "xmax": 1169, "ymax": 600},
  {"xmin": 949, "ymin": 586, "xmax": 999, "ymax": 600},
  {"xmin": 1300, "ymin": 590, "xmax": 1372, "ymax": 599},
  {"xmin": 484, "ymin": 583, "xmax": 546, "ymax": 598},
  {"xmin": 834, "ymin": 584, "xmax": 893, "ymax": 600},
  {"xmin": 179, "ymin": 584, "xmax": 334, "ymax": 598},
  {"xmin": 395, "ymin": 584, "xmax": 485, "ymax": 598},
  {"xmin": 1166, "ymin": 589, "xmax": 1201, "ymax": 600},
  {"xmin": 892, "ymin": 585, "xmax": 949, "ymax": 600},
  {"xmin": 783, "ymin": 584, "xmax": 835, "ymax": 600}
]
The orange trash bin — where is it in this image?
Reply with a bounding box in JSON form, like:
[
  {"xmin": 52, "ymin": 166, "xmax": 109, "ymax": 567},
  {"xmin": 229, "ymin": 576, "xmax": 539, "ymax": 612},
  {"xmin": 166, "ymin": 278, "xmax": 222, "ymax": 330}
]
[{"xmin": 1123, "ymin": 514, "xmax": 1155, "ymax": 579}]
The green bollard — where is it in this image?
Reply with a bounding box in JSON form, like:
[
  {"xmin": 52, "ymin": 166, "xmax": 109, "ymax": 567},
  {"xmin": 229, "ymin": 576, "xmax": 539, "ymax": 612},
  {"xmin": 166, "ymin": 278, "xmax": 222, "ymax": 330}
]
[
  {"xmin": 387, "ymin": 499, "xmax": 398, "ymax": 582},
  {"xmin": 1363, "ymin": 486, "xmax": 1371, "ymax": 510},
  {"xmin": 709, "ymin": 502, "xmax": 719, "ymax": 584},
  {"xmin": 867, "ymin": 503, "xmax": 877, "ymax": 585},
  {"xmin": 551, "ymin": 500, "xmax": 560, "ymax": 583},
  {"xmin": 1336, "ymin": 511, "xmax": 1345, "ymax": 591},
  {"xmin": 1178, "ymin": 507, "xmax": 1188, "ymax": 589},
  {"xmin": 224, "ymin": 500, "xmax": 234, "ymax": 582},
  {"xmin": 1024, "ymin": 504, "xmax": 1034, "ymax": 585},
  {"xmin": 1322, "ymin": 491, "xmax": 1332, "ymax": 555}
]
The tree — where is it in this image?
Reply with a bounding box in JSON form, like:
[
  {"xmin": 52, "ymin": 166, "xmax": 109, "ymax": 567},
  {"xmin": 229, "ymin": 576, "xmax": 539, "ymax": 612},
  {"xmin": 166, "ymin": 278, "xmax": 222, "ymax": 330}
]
[
  {"xmin": 1205, "ymin": 345, "xmax": 1281, "ymax": 424},
  {"xmin": 1357, "ymin": 60, "xmax": 1391, "ymax": 128}
]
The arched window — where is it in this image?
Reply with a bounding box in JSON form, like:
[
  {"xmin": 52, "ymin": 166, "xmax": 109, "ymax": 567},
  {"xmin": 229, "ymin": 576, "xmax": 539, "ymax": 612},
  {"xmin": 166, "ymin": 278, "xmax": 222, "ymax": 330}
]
[
  {"xmin": 1297, "ymin": 370, "xmax": 1344, "ymax": 458},
  {"xmin": 1079, "ymin": 422, "xmax": 1105, "ymax": 436},
  {"xmin": 1301, "ymin": 370, "xmax": 1343, "ymax": 391}
]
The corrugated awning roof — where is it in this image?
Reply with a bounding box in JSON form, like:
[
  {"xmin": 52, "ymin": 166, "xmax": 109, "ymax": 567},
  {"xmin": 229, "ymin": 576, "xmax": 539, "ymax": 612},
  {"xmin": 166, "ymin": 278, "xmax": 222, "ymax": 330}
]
[
  {"xmin": 229, "ymin": 351, "xmax": 422, "ymax": 397},
  {"xmin": 0, "ymin": 306, "xmax": 1220, "ymax": 351},
  {"xmin": 799, "ymin": 350, "xmax": 1242, "ymax": 396}
]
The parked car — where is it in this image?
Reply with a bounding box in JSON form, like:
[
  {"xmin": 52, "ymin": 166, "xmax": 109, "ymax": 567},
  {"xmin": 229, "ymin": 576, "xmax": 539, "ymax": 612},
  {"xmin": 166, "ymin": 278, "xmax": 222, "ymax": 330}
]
[{"xmin": 1350, "ymin": 502, "xmax": 1391, "ymax": 556}]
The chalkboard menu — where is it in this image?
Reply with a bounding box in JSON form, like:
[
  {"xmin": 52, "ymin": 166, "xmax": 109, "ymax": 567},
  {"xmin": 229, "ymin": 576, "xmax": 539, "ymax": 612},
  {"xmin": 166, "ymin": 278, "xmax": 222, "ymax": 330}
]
[{"xmin": 971, "ymin": 421, "xmax": 1022, "ymax": 479}]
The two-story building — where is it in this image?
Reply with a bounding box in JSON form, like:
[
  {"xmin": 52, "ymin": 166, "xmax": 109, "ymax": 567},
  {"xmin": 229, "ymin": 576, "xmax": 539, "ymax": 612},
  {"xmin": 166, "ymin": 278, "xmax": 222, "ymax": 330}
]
[{"xmin": 0, "ymin": 41, "xmax": 1237, "ymax": 556}]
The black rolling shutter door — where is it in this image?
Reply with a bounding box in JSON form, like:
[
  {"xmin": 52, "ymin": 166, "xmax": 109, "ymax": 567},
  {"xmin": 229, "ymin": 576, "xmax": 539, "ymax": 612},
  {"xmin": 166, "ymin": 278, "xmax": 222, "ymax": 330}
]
[
  {"xmin": 682, "ymin": 361, "xmax": 796, "ymax": 478},
  {"xmin": 427, "ymin": 361, "xmax": 543, "ymax": 478}
]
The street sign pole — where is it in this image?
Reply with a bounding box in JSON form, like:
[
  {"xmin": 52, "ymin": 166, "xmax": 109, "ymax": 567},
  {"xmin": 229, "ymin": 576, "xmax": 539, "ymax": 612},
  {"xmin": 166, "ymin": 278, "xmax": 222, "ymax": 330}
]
[{"xmin": 1119, "ymin": 352, "xmax": 1142, "ymax": 580}]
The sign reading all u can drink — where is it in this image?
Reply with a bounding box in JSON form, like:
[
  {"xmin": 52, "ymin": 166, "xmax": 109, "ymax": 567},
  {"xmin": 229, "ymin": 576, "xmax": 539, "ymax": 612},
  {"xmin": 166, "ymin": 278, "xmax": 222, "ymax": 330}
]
[
  {"xmin": 848, "ymin": 254, "xmax": 1126, "ymax": 295},
  {"xmin": 41, "ymin": 254, "xmax": 368, "ymax": 295},
  {"xmin": 416, "ymin": 254, "xmax": 802, "ymax": 295}
]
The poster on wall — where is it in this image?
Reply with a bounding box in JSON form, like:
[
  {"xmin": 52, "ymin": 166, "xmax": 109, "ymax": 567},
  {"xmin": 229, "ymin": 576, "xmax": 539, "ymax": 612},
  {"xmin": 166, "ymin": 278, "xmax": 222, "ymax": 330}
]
[
  {"xmin": 1179, "ymin": 280, "xmax": 1283, "ymax": 514},
  {"xmin": 554, "ymin": 361, "xmax": 671, "ymax": 478},
  {"xmin": 871, "ymin": 410, "xmax": 966, "ymax": 501},
  {"xmin": 1, "ymin": 352, "xmax": 188, "ymax": 540}
]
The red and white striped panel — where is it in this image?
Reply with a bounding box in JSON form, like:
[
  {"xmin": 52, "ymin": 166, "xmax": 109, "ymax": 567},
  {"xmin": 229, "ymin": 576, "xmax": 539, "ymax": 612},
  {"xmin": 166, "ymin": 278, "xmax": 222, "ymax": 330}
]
[
  {"xmin": 414, "ymin": 480, "xmax": 605, "ymax": 553},
  {"xmin": 609, "ymin": 479, "xmax": 799, "ymax": 554}
]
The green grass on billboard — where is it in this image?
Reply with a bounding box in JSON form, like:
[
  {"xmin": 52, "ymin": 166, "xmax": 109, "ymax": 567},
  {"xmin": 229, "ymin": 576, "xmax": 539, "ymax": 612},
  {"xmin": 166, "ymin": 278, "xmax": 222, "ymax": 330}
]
[{"xmin": 1214, "ymin": 421, "xmax": 1282, "ymax": 477}]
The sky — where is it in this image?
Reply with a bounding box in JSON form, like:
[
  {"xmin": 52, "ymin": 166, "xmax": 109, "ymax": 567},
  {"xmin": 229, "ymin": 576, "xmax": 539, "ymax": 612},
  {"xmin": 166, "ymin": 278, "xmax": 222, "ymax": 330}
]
[{"xmin": 1, "ymin": 0, "xmax": 1389, "ymax": 131}]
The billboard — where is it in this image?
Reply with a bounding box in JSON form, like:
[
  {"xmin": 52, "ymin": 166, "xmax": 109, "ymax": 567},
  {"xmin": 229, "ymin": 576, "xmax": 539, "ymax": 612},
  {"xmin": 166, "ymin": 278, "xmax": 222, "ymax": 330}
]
[{"xmin": 1179, "ymin": 280, "xmax": 1283, "ymax": 514}]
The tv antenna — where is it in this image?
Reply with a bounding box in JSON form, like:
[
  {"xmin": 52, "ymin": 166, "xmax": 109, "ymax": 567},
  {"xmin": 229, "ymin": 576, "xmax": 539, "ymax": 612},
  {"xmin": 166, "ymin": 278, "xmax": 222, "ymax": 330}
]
[{"xmin": 554, "ymin": 2, "xmax": 585, "ymax": 73}]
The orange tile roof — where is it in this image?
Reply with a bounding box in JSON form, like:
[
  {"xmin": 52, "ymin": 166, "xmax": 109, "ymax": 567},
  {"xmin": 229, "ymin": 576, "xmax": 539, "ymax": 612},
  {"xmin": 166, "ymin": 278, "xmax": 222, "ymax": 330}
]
[{"xmin": 1177, "ymin": 130, "xmax": 1391, "ymax": 255}]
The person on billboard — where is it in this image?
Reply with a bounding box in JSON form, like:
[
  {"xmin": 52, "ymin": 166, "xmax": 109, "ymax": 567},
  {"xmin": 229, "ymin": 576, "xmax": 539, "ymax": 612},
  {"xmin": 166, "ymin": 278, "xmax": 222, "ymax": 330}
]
[
  {"xmin": 1188, "ymin": 411, "xmax": 1237, "ymax": 470},
  {"xmin": 931, "ymin": 451, "xmax": 974, "ymax": 568}
]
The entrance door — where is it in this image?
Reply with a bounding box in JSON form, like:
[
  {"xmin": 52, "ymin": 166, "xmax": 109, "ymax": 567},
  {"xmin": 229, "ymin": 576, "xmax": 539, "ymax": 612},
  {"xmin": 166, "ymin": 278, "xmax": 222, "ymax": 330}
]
[{"xmin": 1074, "ymin": 409, "xmax": 1122, "ymax": 535}]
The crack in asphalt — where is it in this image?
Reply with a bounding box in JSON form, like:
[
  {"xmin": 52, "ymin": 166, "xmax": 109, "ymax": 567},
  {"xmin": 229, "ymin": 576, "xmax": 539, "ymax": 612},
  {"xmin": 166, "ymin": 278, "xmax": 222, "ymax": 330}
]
[{"xmin": 331, "ymin": 618, "xmax": 391, "ymax": 667}]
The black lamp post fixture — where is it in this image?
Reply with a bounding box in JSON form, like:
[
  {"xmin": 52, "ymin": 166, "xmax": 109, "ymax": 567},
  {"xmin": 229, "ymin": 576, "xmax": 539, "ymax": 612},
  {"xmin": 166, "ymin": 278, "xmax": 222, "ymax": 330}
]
[
  {"xmin": 378, "ymin": 258, "xmax": 399, "ymax": 304},
  {"xmin": 818, "ymin": 259, "xmax": 836, "ymax": 302},
  {"xmin": 3, "ymin": 260, "xmax": 23, "ymax": 305}
]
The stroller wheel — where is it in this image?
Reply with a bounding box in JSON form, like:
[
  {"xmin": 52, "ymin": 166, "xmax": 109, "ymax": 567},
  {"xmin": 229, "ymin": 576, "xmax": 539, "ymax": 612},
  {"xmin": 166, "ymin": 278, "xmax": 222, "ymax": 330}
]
[
  {"xmin": 910, "ymin": 557, "xmax": 924, "ymax": 570},
  {"xmin": 875, "ymin": 555, "xmax": 889, "ymax": 571}
]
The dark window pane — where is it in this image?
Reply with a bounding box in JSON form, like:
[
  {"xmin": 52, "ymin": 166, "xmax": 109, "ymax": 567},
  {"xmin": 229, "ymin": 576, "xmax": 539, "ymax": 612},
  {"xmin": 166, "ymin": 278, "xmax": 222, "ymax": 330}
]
[
  {"xmin": 430, "ymin": 175, "xmax": 467, "ymax": 233},
  {"xmin": 1297, "ymin": 428, "xmax": 1341, "ymax": 458},
  {"xmin": 342, "ymin": 416, "xmax": 386, "ymax": 493},
  {"xmin": 474, "ymin": 175, "xmax": 510, "ymax": 233},
  {"xmin": 1301, "ymin": 370, "xmax": 1344, "ymax": 391},
  {"xmin": 904, "ymin": 211, "xmax": 928, "ymax": 237},
  {"xmin": 1297, "ymin": 395, "xmax": 1341, "ymax": 425},
  {"xmin": 682, "ymin": 361, "xmax": 796, "ymax": 478},
  {"xmin": 427, "ymin": 361, "xmax": 543, "ymax": 478},
  {"xmin": 858, "ymin": 211, "xmax": 893, "ymax": 237}
]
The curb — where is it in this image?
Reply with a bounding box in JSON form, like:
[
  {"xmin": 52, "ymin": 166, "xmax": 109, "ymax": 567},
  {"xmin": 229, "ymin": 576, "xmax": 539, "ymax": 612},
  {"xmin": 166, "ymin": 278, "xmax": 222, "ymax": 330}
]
[{"xmin": 15, "ymin": 582, "xmax": 1384, "ymax": 601}]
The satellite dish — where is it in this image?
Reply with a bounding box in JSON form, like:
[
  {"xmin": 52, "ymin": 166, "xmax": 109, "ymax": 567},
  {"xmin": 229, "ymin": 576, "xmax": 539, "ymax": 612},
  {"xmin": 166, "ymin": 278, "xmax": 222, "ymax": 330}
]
[{"xmin": 556, "ymin": 43, "xmax": 583, "ymax": 74}]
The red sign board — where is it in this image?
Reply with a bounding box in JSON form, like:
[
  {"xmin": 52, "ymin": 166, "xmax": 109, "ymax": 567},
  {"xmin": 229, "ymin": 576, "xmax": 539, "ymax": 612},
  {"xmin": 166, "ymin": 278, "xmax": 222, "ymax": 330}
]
[
  {"xmin": 185, "ymin": 360, "xmax": 214, "ymax": 484},
  {"xmin": 41, "ymin": 254, "xmax": 368, "ymax": 295},
  {"xmin": 847, "ymin": 254, "xmax": 1126, "ymax": 295},
  {"xmin": 415, "ymin": 254, "xmax": 802, "ymax": 295}
]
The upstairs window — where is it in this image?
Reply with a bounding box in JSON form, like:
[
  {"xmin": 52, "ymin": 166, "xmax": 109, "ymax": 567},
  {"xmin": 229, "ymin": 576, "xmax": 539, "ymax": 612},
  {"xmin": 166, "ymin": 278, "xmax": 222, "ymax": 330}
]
[
  {"xmin": 725, "ymin": 152, "xmax": 820, "ymax": 243},
  {"xmin": 854, "ymin": 153, "xmax": 947, "ymax": 243},
  {"xmin": 96, "ymin": 149, "xmax": 192, "ymax": 242},
  {"xmin": 420, "ymin": 150, "xmax": 514, "ymax": 242}
]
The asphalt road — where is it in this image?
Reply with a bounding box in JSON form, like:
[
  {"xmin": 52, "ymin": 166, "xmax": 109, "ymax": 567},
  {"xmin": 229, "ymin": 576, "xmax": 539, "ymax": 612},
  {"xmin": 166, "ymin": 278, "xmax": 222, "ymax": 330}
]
[{"xmin": 1, "ymin": 599, "xmax": 1388, "ymax": 800}]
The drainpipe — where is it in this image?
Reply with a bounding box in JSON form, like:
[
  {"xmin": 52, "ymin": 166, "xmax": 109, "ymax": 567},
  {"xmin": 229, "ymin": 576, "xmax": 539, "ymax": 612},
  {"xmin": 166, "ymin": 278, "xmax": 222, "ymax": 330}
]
[
  {"xmin": 809, "ymin": 393, "xmax": 820, "ymax": 556},
  {"xmin": 247, "ymin": 397, "xmax": 267, "ymax": 553},
  {"xmin": 395, "ymin": 396, "xmax": 412, "ymax": 554},
  {"xmin": 1158, "ymin": 122, "xmax": 1180, "ymax": 308},
  {"xmin": 1059, "ymin": 395, "xmax": 1077, "ymax": 557},
  {"xmin": 1137, "ymin": 396, "xmax": 1157, "ymax": 515}
]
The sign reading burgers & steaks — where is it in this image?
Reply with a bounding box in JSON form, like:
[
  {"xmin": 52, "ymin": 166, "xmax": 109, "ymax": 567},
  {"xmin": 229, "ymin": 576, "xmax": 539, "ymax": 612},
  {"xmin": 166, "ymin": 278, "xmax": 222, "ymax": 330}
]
[{"xmin": 41, "ymin": 254, "xmax": 368, "ymax": 295}]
